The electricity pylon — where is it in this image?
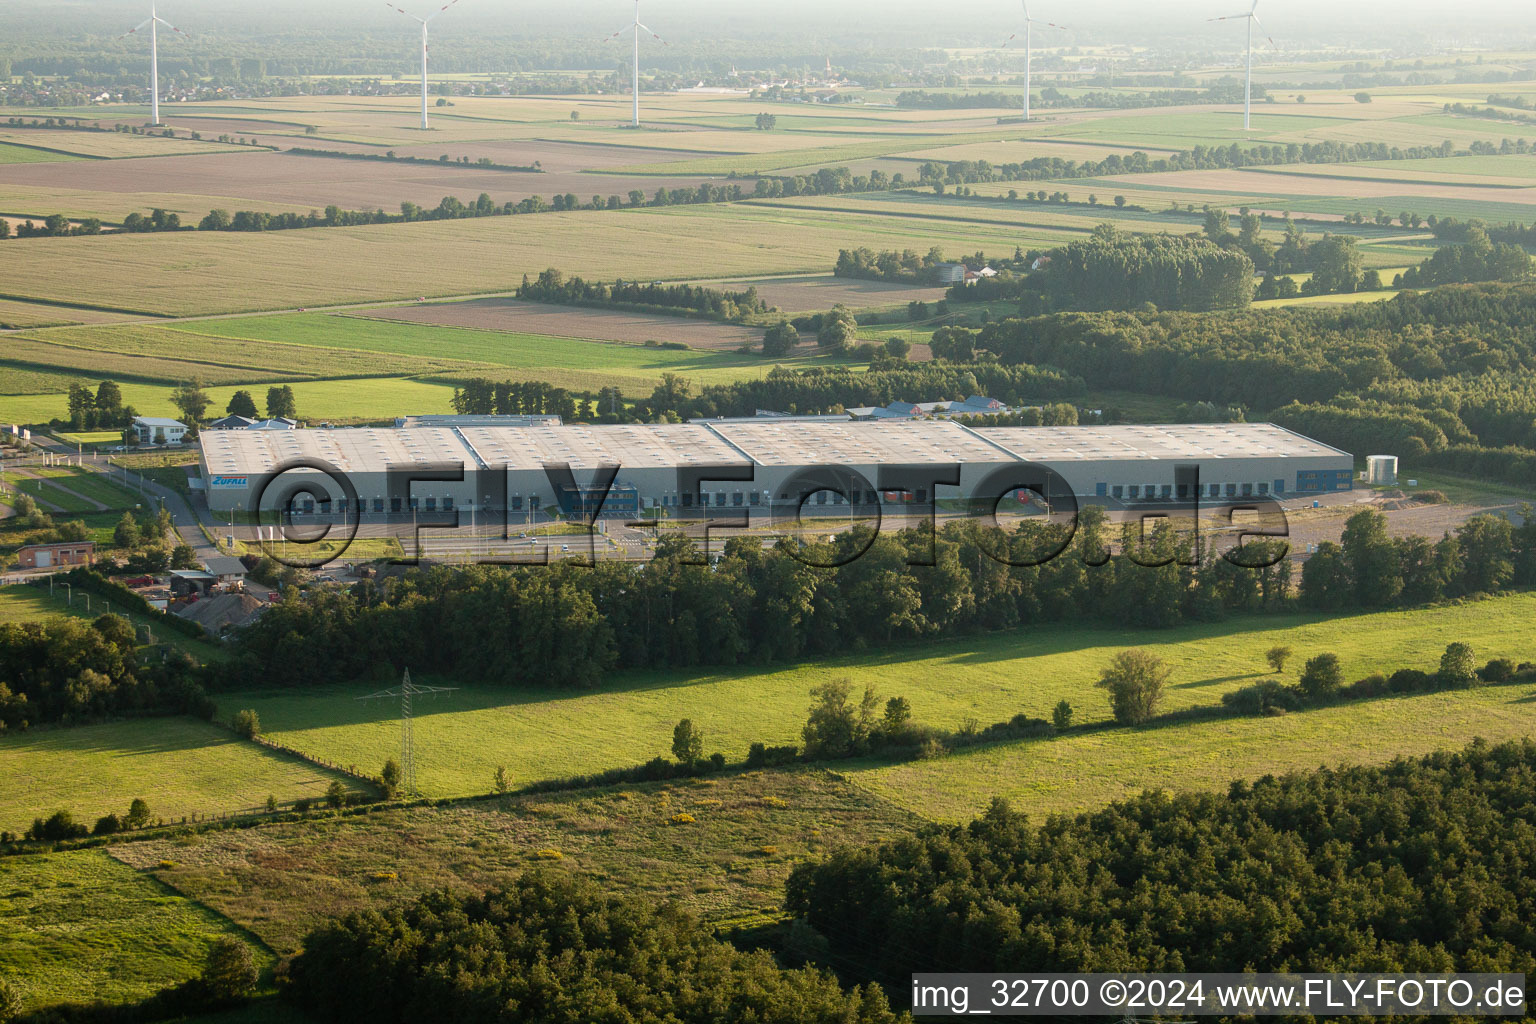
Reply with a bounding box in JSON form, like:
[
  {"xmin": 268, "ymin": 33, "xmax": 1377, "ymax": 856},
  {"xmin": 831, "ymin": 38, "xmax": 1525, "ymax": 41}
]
[{"xmin": 357, "ymin": 668, "xmax": 457, "ymax": 796}]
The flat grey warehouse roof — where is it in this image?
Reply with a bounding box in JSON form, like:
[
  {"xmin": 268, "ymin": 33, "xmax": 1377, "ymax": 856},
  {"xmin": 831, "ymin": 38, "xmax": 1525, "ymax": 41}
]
[
  {"xmin": 710, "ymin": 419, "xmax": 1008, "ymax": 466},
  {"xmin": 200, "ymin": 420, "xmax": 1347, "ymax": 477},
  {"xmin": 975, "ymin": 423, "xmax": 1348, "ymax": 462}
]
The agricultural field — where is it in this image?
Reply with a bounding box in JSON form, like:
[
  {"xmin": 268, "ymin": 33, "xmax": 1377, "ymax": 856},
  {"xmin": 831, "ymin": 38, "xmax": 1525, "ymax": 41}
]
[
  {"xmin": 224, "ymin": 592, "xmax": 1536, "ymax": 802},
  {"xmin": 0, "ymin": 199, "xmax": 1060, "ymax": 315},
  {"xmin": 364, "ymin": 298, "xmax": 765, "ymax": 351},
  {"xmin": 0, "ymin": 298, "xmax": 136, "ymax": 330},
  {"xmin": 0, "ymin": 149, "xmax": 732, "ymax": 220},
  {"xmin": 5, "ymin": 321, "xmax": 501, "ymax": 384},
  {"xmin": 0, "ymin": 850, "xmax": 271, "ymax": 1012},
  {"xmin": 175, "ymin": 311, "xmax": 842, "ymax": 389},
  {"xmin": 0, "ymin": 128, "xmax": 256, "ymax": 159},
  {"xmin": 0, "ymin": 375, "xmax": 464, "ymax": 426},
  {"xmin": 0, "ymin": 715, "xmax": 358, "ymax": 834},
  {"xmin": 109, "ymin": 768, "xmax": 920, "ymax": 954},
  {"xmin": 1103, "ymin": 165, "xmax": 1536, "ymax": 210},
  {"xmin": 0, "ymin": 307, "xmax": 855, "ymax": 425},
  {"xmin": 0, "ymin": 140, "xmax": 79, "ymax": 165}
]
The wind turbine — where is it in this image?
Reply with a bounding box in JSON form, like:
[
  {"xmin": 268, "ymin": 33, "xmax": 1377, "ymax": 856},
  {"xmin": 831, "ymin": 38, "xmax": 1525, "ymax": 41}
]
[
  {"xmin": 121, "ymin": 4, "xmax": 185, "ymax": 127},
  {"xmin": 386, "ymin": 0, "xmax": 464, "ymax": 130},
  {"xmin": 1001, "ymin": 2, "xmax": 1067, "ymax": 123},
  {"xmin": 605, "ymin": 1, "xmax": 668, "ymax": 128},
  {"xmin": 1209, "ymin": 0, "xmax": 1276, "ymax": 131}
]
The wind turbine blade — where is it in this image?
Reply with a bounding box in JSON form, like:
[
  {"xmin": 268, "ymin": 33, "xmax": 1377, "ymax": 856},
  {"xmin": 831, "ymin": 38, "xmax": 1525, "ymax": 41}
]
[
  {"xmin": 1044, "ymin": 20, "xmax": 1069, "ymax": 29},
  {"xmin": 424, "ymin": 0, "xmax": 462, "ymax": 23},
  {"xmin": 1250, "ymin": 0, "xmax": 1260, "ymax": 11},
  {"xmin": 635, "ymin": 23, "xmax": 667, "ymax": 44},
  {"xmin": 1022, "ymin": 0, "xmax": 1031, "ymax": 20},
  {"xmin": 121, "ymin": 18, "xmax": 154, "ymax": 36},
  {"xmin": 999, "ymin": 31, "xmax": 1018, "ymax": 47},
  {"xmin": 154, "ymin": 16, "xmax": 186, "ymax": 35},
  {"xmin": 1248, "ymin": 12, "xmax": 1277, "ymax": 46},
  {"xmin": 386, "ymin": 3, "xmax": 421, "ymax": 19}
]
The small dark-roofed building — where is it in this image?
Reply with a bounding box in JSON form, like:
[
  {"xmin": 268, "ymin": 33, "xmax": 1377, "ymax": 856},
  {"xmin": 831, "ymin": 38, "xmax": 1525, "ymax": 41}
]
[
  {"xmin": 205, "ymin": 415, "xmax": 256, "ymax": 431},
  {"xmin": 168, "ymin": 569, "xmax": 218, "ymax": 598},
  {"xmin": 202, "ymin": 555, "xmax": 249, "ymax": 587}
]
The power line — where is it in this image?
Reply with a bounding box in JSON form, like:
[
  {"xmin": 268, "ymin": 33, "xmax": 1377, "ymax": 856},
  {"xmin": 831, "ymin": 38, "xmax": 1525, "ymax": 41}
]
[{"xmin": 357, "ymin": 668, "xmax": 457, "ymax": 796}]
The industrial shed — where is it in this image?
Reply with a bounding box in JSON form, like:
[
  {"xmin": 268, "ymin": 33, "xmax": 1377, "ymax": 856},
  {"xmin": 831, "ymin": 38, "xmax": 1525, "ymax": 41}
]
[{"xmin": 199, "ymin": 420, "xmax": 1352, "ymax": 514}]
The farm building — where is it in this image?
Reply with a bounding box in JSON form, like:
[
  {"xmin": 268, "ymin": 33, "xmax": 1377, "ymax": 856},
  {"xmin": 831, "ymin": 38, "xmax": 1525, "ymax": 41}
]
[{"xmin": 199, "ymin": 420, "xmax": 1352, "ymax": 515}]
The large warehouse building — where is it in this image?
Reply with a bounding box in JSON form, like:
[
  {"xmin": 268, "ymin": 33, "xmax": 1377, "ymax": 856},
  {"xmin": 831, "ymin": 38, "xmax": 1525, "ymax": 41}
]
[{"xmin": 199, "ymin": 420, "xmax": 1353, "ymax": 515}]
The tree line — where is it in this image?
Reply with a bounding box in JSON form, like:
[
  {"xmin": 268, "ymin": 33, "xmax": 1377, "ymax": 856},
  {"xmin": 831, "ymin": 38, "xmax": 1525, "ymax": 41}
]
[
  {"xmin": 784, "ymin": 738, "xmax": 1536, "ymax": 994},
  {"xmin": 224, "ymin": 508, "xmax": 1536, "ymax": 693},
  {"xmin": 515, "ymin": 268, "xmax": 768, "ymax": 322},
  {"xmin": 896, "ymin": 82, "xmax": 1270, "ymax": 111},
  {"xmin": 287, "ymin": 145, "xmax": 539, "ymax": 173},
  {"xmin": 636, "ymin": 362, "xmax": 1081, "ymax": 421},
  {"xmin": 64, "ymin": 379, "xmax": 134, "ymax": 431},
  {"xmin": 448, "ymin": 378, "xmax": 607, "ymax": 421},
  {"xmin": 1, "ymin": 208, "xmax": 180, "ymax": 240}
]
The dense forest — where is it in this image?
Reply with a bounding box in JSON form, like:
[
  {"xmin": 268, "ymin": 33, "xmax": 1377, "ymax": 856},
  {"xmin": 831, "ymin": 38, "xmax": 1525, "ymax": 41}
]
[
  {"xmin": 1395, "ymin": 225, "xmax": 1532, "ymax": 289},
  {"xmin": 227, "ymin": 509, "xmax": 1535, "ymax": 692},
  {"xmin": 785, "ymin": 739, "xmax": 1536, "ymax": 993},
  {"xmin": 286, "ymin": 872, "xmax": 903, "ymax": 1024},
  {"xmin": 1036, "ymin": 232, "xmax": 1254, "ymax": 312},
  {"xmin": 0, "ymin": 613, "xmax": 210, "ymax": 729},
  {"xmin": 929, "ymin": 283, "xmax": 1536, "ymax": 482}
]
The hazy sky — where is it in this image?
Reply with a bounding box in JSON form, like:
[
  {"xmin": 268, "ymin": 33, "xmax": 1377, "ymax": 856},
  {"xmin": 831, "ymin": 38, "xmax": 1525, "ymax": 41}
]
[{"xmin": 14, "ymin": 0, "xmax": 1536, "ymax": 52}]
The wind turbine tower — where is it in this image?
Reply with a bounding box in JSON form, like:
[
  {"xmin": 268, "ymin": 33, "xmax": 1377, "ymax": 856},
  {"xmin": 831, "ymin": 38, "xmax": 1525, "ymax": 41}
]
[
  {"xmin": 1001, "ymin": 2, "xmax": 1066, "ymax": 123},
  {"xmin": 1209, "ymin": 0, "xmax": 1276, "ymax": 131},
  {"xmin": 387, "ymin": 0, "xmax": 464, "ymax": 130},
  {"xmin": 606, "ymin": 1, "xmax": 668, "ymax": 128},
  {"xmin": 122, "ymin": 4, "xmax": 185, "ymax": 127}
]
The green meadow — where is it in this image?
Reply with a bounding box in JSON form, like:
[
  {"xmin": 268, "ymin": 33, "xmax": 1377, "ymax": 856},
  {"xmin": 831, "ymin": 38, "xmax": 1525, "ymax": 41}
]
[
  {"xmin": 0, "ymin": 850, "xmax": 270, "ymax": 1011},
  {"xmin": 227, "ymin": 592, "xmax": 1536, "ymax": 802},
  {"xmin": 0, "ymin": 716, "xmax": 356, "ymax": 834},
  {"xmin": 0, "ymin": 141, "xmax": 79, "ymax": 165},
  {"xmin": 852, "ymin": 682, "xmax": 1536, "ymax": 822}
]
